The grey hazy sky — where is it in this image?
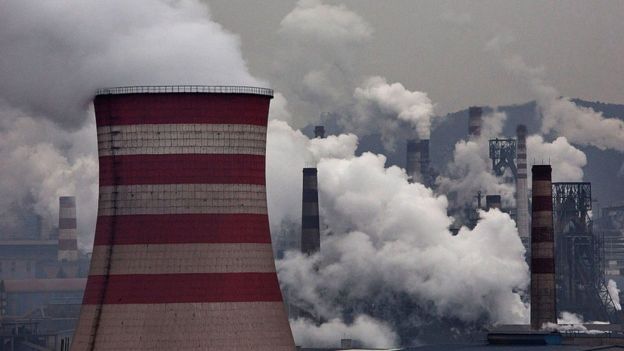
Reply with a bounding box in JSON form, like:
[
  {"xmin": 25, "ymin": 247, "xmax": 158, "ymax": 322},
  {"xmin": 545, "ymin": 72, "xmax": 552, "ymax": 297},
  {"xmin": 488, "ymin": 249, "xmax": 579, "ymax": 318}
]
[{"xmin": 209, "ymin": 0, "xmax": 624, "ymax": 115}]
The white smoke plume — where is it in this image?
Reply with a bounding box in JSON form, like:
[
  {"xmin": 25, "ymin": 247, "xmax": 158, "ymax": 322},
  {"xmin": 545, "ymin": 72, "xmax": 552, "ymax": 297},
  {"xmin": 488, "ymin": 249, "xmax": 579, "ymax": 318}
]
[
  {"xmin": 266, "ymin": 119, "xmax": 358, "ymax": 234},
  {"xmin": 290, "ymin": 316, "xmax": 398, "ymax": 349},
  {"xmin": 436, "ymin": 111, "xmax": 516, "ymax": 209},
  {"xmin": 0, "ymin": 0, "xmax": 260, "ymax": 127},
  {"xmin": 274, "ymin": 0, "xmax": 373, "ymax": 129},
  {"xmin": 0, "ymin": 0, "xmax": 260, "ymax": 250},
  {"xmin": 0, "ymin": 105, "xmax": 98, "ymax": 251},
  {"xmin": 277, "ymin": 0, "xmax": 433, "ymax": 150},
  {"xmin": 504, "ymin": 56, "xmax": 624, "ymax": 152},
  {"xmin": 267, "ymin": 115, "xmax": 529, "ymax": 345},
  {"xmin": 526, "ymin": 135, "xmax": 587, "ymax": 185},
  {"xmin": 354, "ymin": 76, "xmax": 436, "ymax": 141},
  {"xmin": 280, "ymin": 0, "xmax": 373, "ymax": 44}
]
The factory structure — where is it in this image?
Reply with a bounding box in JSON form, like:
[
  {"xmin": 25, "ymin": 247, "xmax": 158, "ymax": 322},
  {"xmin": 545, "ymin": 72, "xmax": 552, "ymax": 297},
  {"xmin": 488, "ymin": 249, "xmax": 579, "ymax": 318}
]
[
  {"xmin": 2, "ymin": 85, "xmax": 623, "ymax": 350},
  {"xmin": 0, "ymin": 196, "xmax": 90, "ymax": 350}
]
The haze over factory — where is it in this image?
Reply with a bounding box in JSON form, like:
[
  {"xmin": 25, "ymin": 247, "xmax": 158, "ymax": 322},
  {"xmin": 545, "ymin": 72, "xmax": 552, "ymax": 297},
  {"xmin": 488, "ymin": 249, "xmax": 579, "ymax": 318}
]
[{"xmin": 0, "ymin": 1, "xmax": 623, "ymax": 350}]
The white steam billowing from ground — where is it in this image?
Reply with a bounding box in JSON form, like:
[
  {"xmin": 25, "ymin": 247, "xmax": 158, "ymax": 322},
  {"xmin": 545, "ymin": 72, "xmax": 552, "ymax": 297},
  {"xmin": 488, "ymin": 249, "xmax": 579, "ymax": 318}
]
[
  {"xmin": 267, "ymin": 117, "xmax": 530, "ymax": 347},
  {"xmin": 0, "ymin": 0, "xmax": 259, "ymax": 248}
]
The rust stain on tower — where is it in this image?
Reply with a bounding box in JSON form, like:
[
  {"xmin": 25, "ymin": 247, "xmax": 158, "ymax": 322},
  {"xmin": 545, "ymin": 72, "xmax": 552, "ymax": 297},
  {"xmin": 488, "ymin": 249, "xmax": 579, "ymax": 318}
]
[
  {"xmin": 71, "ymin": 86, "xmax": 295, "ymax": 350},
  {"xmin": 530, "ymin": 165, "xmax": 557, "ymax": 330}
]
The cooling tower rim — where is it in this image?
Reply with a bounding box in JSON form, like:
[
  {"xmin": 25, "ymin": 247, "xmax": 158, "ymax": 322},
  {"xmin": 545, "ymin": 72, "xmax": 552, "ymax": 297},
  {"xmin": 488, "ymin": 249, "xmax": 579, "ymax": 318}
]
[{"xmin": 95, "ymin": 85, "xmax": 273, "ymax": 97}]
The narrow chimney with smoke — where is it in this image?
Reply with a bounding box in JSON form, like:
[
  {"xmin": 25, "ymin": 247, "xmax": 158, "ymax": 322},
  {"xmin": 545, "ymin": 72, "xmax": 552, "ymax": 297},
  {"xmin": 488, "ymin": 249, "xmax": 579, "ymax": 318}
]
[
  {"xmin": 406, "ymin": 139, "xmax": 430, "ymax": 185},
  {"xmin": 71, "ymin": 86, "xmax": 295, "ymax": 351},
  {"xmin": 314, "ymin": 125, "xmax": 326, "ymax": 138},
  {"xmin": 468, "ymin": 106, "xmax": 483, "ymax": 139},
  {"xmin": 530, "ymin": 165, "xmax": 557, "ymax": 330},
  {"xmin": 485, "ymin": 195, "xmax": 502, "ymax": 210},
  {"xmin": 516, "ymin": 125, "xmax": 530, "ymax": 245},
  {"xmin": 301, "ymin": 168, "xmax": 320, "ymax": 255},
  {"xmin": 58, "ymin": 196, "xmax": 78, "ymax": 262}
]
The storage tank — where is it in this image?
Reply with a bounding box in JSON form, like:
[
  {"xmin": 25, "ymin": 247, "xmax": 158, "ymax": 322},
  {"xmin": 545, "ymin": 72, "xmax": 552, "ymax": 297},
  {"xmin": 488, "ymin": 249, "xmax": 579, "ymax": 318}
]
[{"xmin": 71, "ymin": 86, "xmax": 295, "ymax": 350}]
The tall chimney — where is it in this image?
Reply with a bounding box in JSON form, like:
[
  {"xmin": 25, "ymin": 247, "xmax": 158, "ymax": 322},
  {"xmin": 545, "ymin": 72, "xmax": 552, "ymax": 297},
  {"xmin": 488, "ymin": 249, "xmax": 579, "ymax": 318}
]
[
  {"xmin": 468, "ymin": 106, "xmax": 483, "ymax": 139},
  {"xmin": 301, "ymin": 168, "xmax": 320, "ymax": 255},
  {"xmin": 516, "ymin": 125, "xmax": 530, "ymax": 243},
  {"xmin": 485, "ymin": 195, "xmax": 502, "ymax": 210},
  {"xmin": 530, "ymin": 165, "xmax": 557, "ymax": 330},
  {"xmin": 314, "ymin": 125, "xmax": 325, "ymax": 138},
  {"xmin": 71, "ymin": 86, "xmax": 295, "ymax": 351},
  {"xmin": 406, "ymin": 139, "xmax": 430, "ymax": 185},
  {"xmin": 58, "ymin": 196, "xmax": 78, "ymax": 262}
]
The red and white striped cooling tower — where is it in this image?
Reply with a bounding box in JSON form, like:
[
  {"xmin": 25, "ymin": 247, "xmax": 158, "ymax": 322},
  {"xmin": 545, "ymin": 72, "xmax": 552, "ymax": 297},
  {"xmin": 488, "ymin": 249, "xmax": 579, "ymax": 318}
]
[{"xmin": 72, "ymin": 86, "xmax": 295, "ymax": 350}]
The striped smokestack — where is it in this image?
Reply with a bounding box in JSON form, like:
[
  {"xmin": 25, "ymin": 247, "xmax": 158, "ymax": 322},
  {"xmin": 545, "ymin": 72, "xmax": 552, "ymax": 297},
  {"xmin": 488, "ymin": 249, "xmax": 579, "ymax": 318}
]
[
  {"xmin": 301, "ymin": 168, "xmax": 320, "ymax": 255},
  {"xmin": 516, "ymin": 125, "xmax": 530, "ymax": 243},
  {"xmin": 58, "ymin": 196, "xmax": 78, "ymax": 262},
  {"xmin": 530, "ymin": 165, "xmax": 557, "ymax": 330},
  {"xmin": 406, "ymin": 139, "xmax": 429, "ymax": 185},
  {"xmin": 71, "ymin": 86, "xmax": 295, "ymax": 351},
  {"xmin": 468, "ymin": 106, "xmax": 483, "ymax": 139}
]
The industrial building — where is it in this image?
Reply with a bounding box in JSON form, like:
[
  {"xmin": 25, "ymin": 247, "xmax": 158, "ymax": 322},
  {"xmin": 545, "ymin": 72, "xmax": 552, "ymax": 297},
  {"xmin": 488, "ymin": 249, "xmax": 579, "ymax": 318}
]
[
  {"xmin": 0, "ymin": 196, "xmax": 89, "ymax": 350},
  {"xmin": 71, "ymin": 86, "xmax": 295, "ymax": 350}
]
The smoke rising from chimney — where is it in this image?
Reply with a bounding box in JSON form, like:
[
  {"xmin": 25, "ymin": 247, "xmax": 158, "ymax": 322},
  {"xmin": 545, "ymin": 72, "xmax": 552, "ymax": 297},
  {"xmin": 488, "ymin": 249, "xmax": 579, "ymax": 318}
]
[
  {"xmin": 0, "ymin": 0, "xmax": 261, "ymax": 250},
  {"xmin": 267, "ymin": 113, "xmax": 529, "ymax": 345}
]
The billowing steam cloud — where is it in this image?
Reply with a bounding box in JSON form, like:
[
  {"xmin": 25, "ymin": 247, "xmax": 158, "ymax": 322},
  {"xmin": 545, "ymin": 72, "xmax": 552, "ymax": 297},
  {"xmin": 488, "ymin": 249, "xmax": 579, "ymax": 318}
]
[
  {"xmin": 504, "ymin": 56, "xmax": 624, "ymax": 152},
  {"xmin": 0, "ymin": 107, "xmax": 97, "ymax": 250},
  {"xmin": 437, "ymin": 111, "xmax": 516, "ymax": 209},
  {"xmin": 280, "ymin": 0, "xmax": 373, "ymax": 43},
  {"xmin": 276, "ymin": 0, "xmax": 433, "ymax": 149},
  {"xmin": 354, "ymin": 76, "xmax": 436, "ymax": 140},
  {"xmin": 0, "ymin": 0, "xmax": 261, "ymax": 249},
  {"xmin": 267, "ymin": 116, "xmax": 529, "ymax": 346},
  {"xmin": 0, "ymin": 0, "xmax": 260, "ymax": 127},
  {"xmin": 437, "ymin": 110, "xmax": 588, "ymax": 213},
  {"xmin": 274, "ymin": 0, "xmax": 373, "ymax": 129},
  {"xmin": 526, "ymin": 135, "xmax": 587, "ymax": 184}
]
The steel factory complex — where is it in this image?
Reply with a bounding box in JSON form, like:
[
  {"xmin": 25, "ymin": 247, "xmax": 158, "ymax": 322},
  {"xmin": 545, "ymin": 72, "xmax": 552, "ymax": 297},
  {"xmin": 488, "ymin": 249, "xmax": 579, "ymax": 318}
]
[{"xmin": 0, "ymin": 86, "xmax": 623, "ymax": 351}]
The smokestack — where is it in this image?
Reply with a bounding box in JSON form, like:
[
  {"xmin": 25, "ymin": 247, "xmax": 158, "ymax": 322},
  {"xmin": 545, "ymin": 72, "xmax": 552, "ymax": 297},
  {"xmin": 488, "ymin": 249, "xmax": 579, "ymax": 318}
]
[
  {"xmin": 58, "ymin": 196, "xmax": 78, "ymax": 262},
  {"xmin": 468, "ymin": 106, "xmax": 483, "ymax": 139},
  {"xmin": 406, "ymin": 139, "xmax": 430, "ymax": 185},
  {"xmin": 314, "ymin": 125, "xmax": 326, "ymax": 138},
  {"xmin": 301, "ymin": 168, "xmax": 320, "ymax": 255},
  {"xmin": 516, "ymin": 125, "xmax": 530, "ymax": 243},
  {"xmin": 72, "ymin": 86, "xmax": 295, "ymax": 350},
  {"xmin": 485, "ymin": 195, "xmax": 502, "ymax": 210},
  {"xmin": 530, "ymin": 165, "xmax": 556, "ymax": 330}
]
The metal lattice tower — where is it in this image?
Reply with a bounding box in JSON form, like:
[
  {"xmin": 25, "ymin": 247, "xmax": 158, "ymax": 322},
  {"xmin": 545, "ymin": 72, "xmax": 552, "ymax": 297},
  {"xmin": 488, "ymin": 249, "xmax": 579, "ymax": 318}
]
[
  {"xmin": 552, "ymin": 182, "xmax": 620, "ymax": 321},
  {"xmin": 489, "ymin": 138, "xmax": 517, "ymax": 178}
]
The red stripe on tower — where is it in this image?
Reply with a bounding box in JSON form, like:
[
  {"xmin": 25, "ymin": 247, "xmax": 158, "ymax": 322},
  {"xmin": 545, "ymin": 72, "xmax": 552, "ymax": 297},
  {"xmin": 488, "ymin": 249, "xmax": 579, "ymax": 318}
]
[{"xmin": 71, "ymin": 86, "xmax": 295, "ymax": 351}]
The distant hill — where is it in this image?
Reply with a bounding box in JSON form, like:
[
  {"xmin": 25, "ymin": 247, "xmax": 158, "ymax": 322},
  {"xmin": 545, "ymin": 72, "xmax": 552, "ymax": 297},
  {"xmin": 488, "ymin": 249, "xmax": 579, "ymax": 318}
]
[{"xmin": 304, "ymin": 99, "xmax": 624, "ymax": 210}]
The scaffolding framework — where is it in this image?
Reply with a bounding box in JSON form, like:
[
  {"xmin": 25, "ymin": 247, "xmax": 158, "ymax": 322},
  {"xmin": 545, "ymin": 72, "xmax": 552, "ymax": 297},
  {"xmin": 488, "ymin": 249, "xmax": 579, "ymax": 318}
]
[
  {"xmin": 489, "ymin": 138, "xmax": 517, "ymax": 178},
  {"xmin": 552, "ymin": 182, "xmax": 620, "ymax": 321}
]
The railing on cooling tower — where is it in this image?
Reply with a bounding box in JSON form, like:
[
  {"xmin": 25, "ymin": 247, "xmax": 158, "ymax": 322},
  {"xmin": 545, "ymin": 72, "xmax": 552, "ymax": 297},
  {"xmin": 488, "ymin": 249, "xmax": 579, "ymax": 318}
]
[{"xmin": 95, "ymin": 85, "xmax": 274, "ymax": 97}]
